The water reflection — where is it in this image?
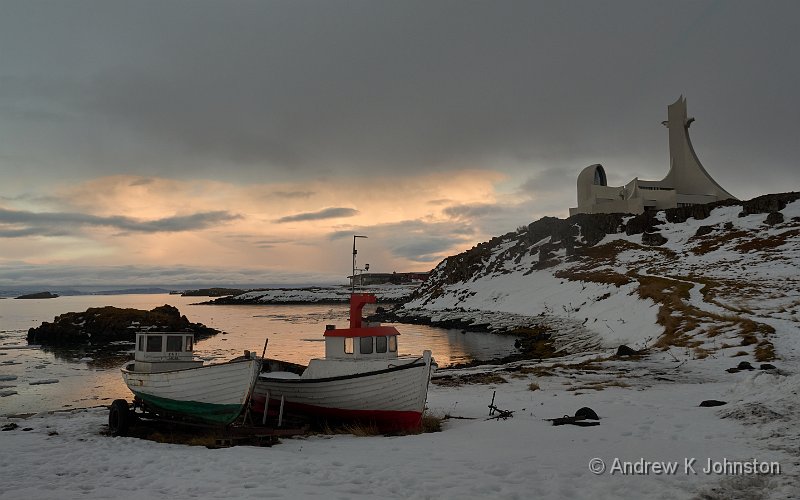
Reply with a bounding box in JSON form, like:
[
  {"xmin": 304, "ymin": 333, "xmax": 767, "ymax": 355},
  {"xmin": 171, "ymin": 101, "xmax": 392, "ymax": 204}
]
[
  {"xmin": 1, "ymin": 295, "xmax": 518, "ymax": 415},
  {"xmin": 39, "ymin": 344, "xmax": 134, "ymax": 369}
]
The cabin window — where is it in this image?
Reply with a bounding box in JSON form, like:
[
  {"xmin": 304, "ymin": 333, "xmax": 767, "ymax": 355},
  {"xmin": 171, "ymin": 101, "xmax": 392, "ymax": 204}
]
[
  {"xmin": 146, "ymin": 335, "xmax": 162, "ymax": 353},
  {"xmin": 360, "ymin": 337, "xmax": 373, "ymax": 354},
  {"xmin": 185, "ymin": 337, "xmax": 193, "ymax": 351},
  {"xmin": 388, "ymin": 335, "xmax": 397, "ymax": 352},
  {"xmin": 166, "ymin": 335, "xmax": 183, "ymax": 352},
  {"xmin": 375, "ymin": 336, "xmax": 387, "ymax": 353},
  {"xmin": 138, "ymin": 336, "xmax": 144, "ymax": 352},
  {"xmin": 344, "ymin": 337, "xmax": 354, "ymax": 354}
]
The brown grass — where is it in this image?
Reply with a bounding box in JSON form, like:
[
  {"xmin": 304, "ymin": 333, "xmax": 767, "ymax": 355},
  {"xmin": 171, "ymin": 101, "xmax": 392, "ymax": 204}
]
[
  {"xmin": 432, "ymin": 372, "xmax": 508, "ymax": 387},
  {"xmin": 565, "ymin": 380, "xmax": 630, "ymax": 392},
  {"xmin": 755, "ymin": 341, "xmax": 776, "ymax": 362},
  {"xmin": 421, "ymin": 413, "xmax": 443, "ymax": 433},
  {"xmin": 734, "ymin": 229, "xmax": 799, "ymax": 253},
  {"xmin": 691, "ymin": 229, "xmax": 749, "ymax": 255},
  {"xmin": 528, "ymin": 382, "xmax": 540, "ymax": 391},
  {"xmin": 340, "ymin": 422, "xmax": 381, "ymax": 437}
]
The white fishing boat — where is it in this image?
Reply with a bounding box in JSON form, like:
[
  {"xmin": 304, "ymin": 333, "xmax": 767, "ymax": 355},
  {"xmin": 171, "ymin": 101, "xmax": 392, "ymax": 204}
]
[
  {"xmin": 252, "ymin": 236, "xmax": 436, "ymax": 432},
  {"xmin": 118, "ymin": 332, "xmax": 259, "ymax": 426}
]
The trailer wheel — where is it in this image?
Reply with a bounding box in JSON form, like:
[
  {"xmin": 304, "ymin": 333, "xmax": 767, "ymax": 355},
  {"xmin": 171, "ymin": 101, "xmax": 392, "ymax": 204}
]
[{"xmin": 109, "ymin": 399, "xmax": 131, "ymax": 436}]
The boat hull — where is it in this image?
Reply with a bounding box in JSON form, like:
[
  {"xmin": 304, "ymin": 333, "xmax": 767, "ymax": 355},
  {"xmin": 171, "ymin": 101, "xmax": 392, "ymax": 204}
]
[
  {"xmin": 252, "ymin": 356, "xmax": 434, "ymax": 431},
  {"xmin": 121, "ymin": 359, "xmax": 258, "ymax": 425}
]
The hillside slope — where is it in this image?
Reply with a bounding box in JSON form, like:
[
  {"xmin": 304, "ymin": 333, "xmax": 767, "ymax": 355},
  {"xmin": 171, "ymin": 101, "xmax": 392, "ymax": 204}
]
[{"xmin": 398, "ymin": 193, "xmax": 799, "ymax": 359}]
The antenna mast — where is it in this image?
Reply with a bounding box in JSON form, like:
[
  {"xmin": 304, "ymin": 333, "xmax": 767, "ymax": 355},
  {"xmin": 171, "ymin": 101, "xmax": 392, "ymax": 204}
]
[{"xmin": 352, "ymin": 235, "xmax": 367, "ymax": 294}]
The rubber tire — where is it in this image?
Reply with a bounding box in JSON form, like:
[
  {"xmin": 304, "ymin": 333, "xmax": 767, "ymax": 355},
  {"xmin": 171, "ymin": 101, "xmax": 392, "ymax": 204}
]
[
  {"xmin": 575, "ymin": 407, "xmax": 599, "ymax": 420},
  {"xmin": 109, "ymin": 399, "xmax": 131, "ymax": 436}
]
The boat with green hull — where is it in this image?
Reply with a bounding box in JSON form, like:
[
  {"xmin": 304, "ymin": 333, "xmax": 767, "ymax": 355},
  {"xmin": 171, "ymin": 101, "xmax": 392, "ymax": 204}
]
[{"xmin": 119, "ymin": 332, "xmax": 259, "ymax": 426}]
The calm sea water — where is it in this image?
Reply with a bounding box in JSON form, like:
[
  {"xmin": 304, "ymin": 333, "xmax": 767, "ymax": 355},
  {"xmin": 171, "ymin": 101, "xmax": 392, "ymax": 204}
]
[{"xmin": 0, "ymin": 294, "xmax": 516, "ymax": 415}]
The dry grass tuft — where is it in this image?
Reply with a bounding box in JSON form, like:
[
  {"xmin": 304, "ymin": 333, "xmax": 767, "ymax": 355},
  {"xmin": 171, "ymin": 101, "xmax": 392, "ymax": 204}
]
[
  {"xmin": 734, "ymin": 229, "xmax": 799, "ymax": 253},
  {"xmin": 340, "ymin": 421, "xmax": 381, "ymax": 437},
  {"xmin": 432, "ymin": 372, "xmax": 508, "ymax": 387},
  {"xmin": 693, "ymin": 347, "xmax": 710, "ymax": 359},
  {"xmin": 755, "ymin": 341, "xmax": 776, "ymax": 362},
  {"xmin": 565, "ymin": 380, "xmax": 630, "ymax": 392},
  {"xmin": 528, "ymin": 382, "xmax": 540, "ymax": 391},
  {"xmin": 421, "ymin": 413, "xmax": 443, "ymax": 433},
  {"xmin": 691, "ymin": 229, "xmax": 749, "ymax": 255}
]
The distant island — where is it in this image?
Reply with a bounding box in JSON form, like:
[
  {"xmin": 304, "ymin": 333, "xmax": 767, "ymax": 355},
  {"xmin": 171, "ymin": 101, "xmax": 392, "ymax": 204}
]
[
  {"xmin": 15, "ymin": 291, "xmax": 59, "ymax": 299},
  {"xmin": 179, "ymin": 287, "xmax": 246, "ymax": 297}
]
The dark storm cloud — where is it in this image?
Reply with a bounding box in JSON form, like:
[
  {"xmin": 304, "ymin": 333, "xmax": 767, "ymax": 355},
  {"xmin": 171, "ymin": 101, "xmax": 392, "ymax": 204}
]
[
  {"xmin": 1, "ymin": 1, "xmax": 799, "ymax": 195},
  {"xmin": 275, "ymin": 207, "xmax": 359, "ymax": 223},
  {"xmin": 0, "ymin": 207, "xmax": 240, "ymax": 237}
]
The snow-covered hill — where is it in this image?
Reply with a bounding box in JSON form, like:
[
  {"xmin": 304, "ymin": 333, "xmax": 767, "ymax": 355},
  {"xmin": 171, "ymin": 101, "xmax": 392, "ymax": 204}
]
[{"xmin": 398, "ymin": 193, "xmax": 800, "ymax": 360}]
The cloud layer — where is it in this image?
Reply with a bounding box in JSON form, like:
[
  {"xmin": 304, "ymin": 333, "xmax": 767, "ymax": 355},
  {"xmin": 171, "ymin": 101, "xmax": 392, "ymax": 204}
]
[
  {"xmin": 275, "ymin": 207, "xmax": 359, "ymax": 223},
  {"xmin": 0, "ymin": 207, "xmax": 240, "ymax": 237}
]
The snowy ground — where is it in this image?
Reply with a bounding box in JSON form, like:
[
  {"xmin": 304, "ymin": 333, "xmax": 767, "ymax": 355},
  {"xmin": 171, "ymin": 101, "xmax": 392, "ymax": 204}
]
[
  {"xmin": 1, "ymin": 347, "xmax": 797, "ymax": 499},
  {"xmin": 2, "ymin": 201, "xmax": 797, "ymax": 499}
]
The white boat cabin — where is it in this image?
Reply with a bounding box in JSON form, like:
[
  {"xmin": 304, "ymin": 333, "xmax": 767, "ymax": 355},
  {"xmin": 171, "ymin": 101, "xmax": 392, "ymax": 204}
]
[
  {"xmin": 132, "ymin": 332, "xmax": 203, "ymax": 373},
  {"xmin": 323, "ymin": 324, "xmax": 400, "ymax": 360},
  {"xmin": 319, "ymin": 292, "xmax": 401, "ymax": 361}
]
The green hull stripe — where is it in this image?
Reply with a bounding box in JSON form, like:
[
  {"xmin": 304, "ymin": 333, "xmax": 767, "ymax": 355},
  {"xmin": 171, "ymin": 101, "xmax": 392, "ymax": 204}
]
[{"xmin": 132, "ymin": 391, "xmax": 244, "ymax": 425}]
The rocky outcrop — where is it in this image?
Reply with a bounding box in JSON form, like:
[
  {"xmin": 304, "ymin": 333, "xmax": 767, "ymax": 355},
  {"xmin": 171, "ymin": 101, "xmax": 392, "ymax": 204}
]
[
  {"xmin": 739, "ymin": 192, "xmax": 800, "ymax": 216},
  {"xmin": 27, "ymin": 305, "xmax": 218, "ymax": 345},
  {"xmin": 765, "ymin": 212, "xmax": 784, "ymax": 226},
  {"xmin": 641, "ymin": 232, "xmax": 668, "ymax": 246},
  {"xmin": 409, "ymin": 192, "xmax": 799, "ymax": 306}
]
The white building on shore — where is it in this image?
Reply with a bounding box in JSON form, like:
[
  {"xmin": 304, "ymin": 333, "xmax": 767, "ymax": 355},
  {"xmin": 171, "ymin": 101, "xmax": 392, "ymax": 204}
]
[{"xmin": 569, "ymin": 96, "xmax": 736, "ymax": 216}]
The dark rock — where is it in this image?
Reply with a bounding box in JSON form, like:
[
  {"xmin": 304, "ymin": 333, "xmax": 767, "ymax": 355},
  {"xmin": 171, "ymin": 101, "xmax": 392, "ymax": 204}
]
[
  {"xmin": 1, "ymin": 423, "xmax": 18, "ymax": 431},
  {"xmin": 663, "ymin": 199, "xmax": 740, "ymax": 224},
  {"xmin": 27, "ymin": 305, "xmax": 219, "ymax": 346},
  {"xmin": 641, "ymin": 232, "xmax": 667, "ymax": 246},
  {"xmin": 699, "ymin": 400, "xmax": 727, "ymax": 407},
  {"xmin": 616, "ymin": 345, "xmax": 639, "ymax": 356},
  {"xmin": 575, "ymin": 407, "xmax": 599, "ymax": 420},
  {"xmin": 625, "ymin": 212, "xmax": 661, "ymax": 235},
  {"xmin": 694, "ymin": 225, "xmax": 715, "ymax": 237},
  {"xmin": 740, "ymin": 192, "xmax": 800, "ymax": 216},
  {"xmin": 737, "ymin": 361, "xmax": 755, "ymax": 370},
  {"xmin": 759, "ymin": 363, "xmax": 777, "ymax": 370},
  {"xmin": 764, "ymin": 212, "xmax": 784, "ymax": 226}
]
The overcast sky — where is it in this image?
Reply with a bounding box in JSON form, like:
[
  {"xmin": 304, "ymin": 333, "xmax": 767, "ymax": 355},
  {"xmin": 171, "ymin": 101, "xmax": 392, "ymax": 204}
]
[{"xmin": 1, "ymin": 0, "xmax": 798, "ymax": 286}]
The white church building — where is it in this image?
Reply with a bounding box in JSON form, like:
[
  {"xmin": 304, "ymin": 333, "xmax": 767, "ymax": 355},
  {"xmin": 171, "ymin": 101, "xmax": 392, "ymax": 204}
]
[{"xmin": 569, "ymin": 96, "xmax": 736, "ymax": 216}]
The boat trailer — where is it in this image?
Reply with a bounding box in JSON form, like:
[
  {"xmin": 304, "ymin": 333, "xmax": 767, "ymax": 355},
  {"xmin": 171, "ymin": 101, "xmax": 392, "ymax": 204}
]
[{"xmin": 108, "ymin": 396, "xmax": 308, "ymax": 447}]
